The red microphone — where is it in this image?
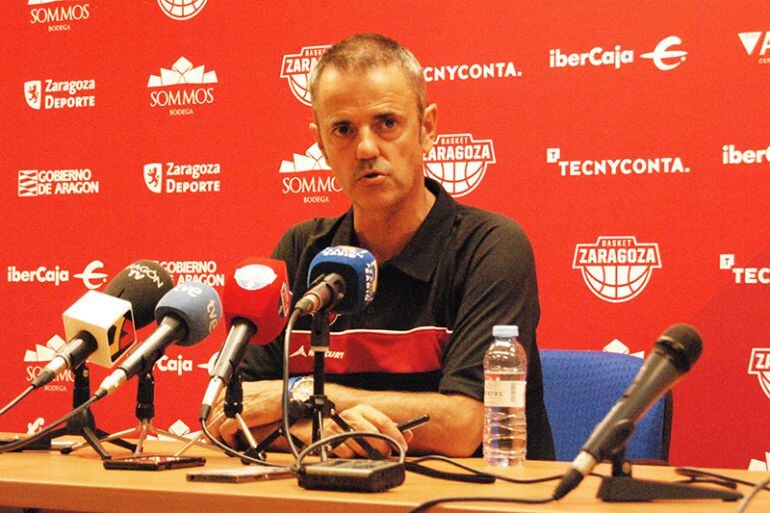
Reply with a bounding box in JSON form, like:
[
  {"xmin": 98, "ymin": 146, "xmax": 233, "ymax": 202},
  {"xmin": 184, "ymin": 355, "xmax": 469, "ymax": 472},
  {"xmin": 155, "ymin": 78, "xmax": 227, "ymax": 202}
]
[{"xmin": 199, "ymin": 257, "xmax": 291, "ymax": 421}]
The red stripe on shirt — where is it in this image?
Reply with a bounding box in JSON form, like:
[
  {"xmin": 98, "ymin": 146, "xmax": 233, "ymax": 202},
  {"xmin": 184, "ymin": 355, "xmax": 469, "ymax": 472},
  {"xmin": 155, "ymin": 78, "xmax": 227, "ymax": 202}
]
[{"xmin": 286, "ymin": 327, "xmax": 452, "ymax": 374}]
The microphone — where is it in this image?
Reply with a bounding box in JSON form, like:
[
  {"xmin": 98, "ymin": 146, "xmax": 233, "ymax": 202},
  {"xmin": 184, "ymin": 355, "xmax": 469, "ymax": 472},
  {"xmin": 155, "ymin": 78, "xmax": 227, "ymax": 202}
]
[
  {"xmin": 32, "ymin": 260, "xmax": 174, "ymax": 389},
  {"xmin": 552, "ymin": 324, "xmax": 703, "ymax": 500},
  {"xmin": 294, "ymin": 246, "xmax": 378, "ymax": 315},
  {"xmin": 199, "ymin": 258, "xmax": 291, "ymax": 421},
  {"xmin": 95, "ymin": 282, "xmax": 222, "ymax": 398}
]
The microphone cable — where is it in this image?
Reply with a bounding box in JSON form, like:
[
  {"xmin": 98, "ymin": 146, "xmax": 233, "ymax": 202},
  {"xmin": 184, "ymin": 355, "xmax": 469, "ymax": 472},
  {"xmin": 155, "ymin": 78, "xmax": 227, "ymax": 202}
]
[
  {"xmin": 736, "ymin": 474, "xmax": 770, "ymax": 513},
  {"xmin": 0, "ymin": 386, "xmax": 35, "ymax": 417},
  {"xmin": 0, "ymin": 392, "xmax": 102, "ymax": 454},
  {"xmin": 199, "ymin": 419, "xmax": 288, "ymax": 469},
  {"xmin": 281, "ymin": 308, "xmax": 304, "ymax": 461}
]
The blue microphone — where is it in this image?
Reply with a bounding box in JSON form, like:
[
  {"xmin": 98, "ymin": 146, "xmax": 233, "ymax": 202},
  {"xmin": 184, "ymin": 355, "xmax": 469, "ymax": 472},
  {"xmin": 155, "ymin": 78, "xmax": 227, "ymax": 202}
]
[
  {"xmin": 95, "ymin": 282, "xmax": 223, "ymax": 397},
  {"xmin": 295, "ymin": 246, "xmax": 378, "ymax": 315}
]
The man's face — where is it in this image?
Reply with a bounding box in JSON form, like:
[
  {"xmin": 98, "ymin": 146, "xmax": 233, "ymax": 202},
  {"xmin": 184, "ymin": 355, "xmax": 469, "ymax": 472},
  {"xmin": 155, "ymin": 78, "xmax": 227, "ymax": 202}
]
[{"xmin": 310, "ymin": 63, "xmax": 436, "ymax": 215}]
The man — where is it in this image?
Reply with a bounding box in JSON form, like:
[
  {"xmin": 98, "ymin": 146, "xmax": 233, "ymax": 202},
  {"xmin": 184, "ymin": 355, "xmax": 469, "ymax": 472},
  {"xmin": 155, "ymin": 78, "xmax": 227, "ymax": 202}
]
[{"xmin": 208, "ymin": 34, "xmax": 554, "ymax": 460}]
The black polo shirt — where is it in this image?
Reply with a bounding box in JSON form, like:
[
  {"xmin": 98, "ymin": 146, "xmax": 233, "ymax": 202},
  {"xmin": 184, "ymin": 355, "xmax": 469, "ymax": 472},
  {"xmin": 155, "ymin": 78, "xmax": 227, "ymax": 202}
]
[{"xmin": 241, "ymin": 178, "xmax": 555, "ymax": 460}]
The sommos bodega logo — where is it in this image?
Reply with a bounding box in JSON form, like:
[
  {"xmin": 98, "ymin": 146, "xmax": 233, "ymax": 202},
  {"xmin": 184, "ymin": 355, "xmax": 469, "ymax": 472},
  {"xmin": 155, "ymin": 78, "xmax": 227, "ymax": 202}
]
[{"xmin": 572, "ymin": 236, "xmax": 661, "ymax": 303}]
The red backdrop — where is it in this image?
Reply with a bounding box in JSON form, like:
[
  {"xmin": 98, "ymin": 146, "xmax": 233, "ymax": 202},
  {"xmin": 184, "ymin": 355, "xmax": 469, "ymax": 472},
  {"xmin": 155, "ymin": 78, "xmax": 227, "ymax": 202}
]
[{"xmin": 1, "ymin": 0, "xmax": 769, "ymax": 469}]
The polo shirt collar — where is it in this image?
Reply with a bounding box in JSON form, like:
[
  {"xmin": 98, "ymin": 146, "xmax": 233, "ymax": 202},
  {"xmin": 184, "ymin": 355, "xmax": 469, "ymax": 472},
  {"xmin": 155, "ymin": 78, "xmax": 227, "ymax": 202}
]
[{"xmin": 332, "ymin": 178, "xmax": 456, "ymax": 282}]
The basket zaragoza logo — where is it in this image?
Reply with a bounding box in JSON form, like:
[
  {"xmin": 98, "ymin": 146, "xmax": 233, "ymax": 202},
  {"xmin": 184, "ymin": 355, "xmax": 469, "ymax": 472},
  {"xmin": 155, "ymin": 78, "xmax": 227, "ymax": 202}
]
[
  {"xmin": 749, "ymin": 348, "xmax": 770, "ymax": 400},
  {"xmin": 573, "ymin": 236, "xmax": 662, "ymax": 303},
  {"xmin": 280, "ymin": 45, "xmax": 331, "ymax": 106},
  {"xmin": 157, "ymin": 0, "xmax": 207, "ymax": 20},
  {"xmin": 423, "ymin": 134, "xmax": 495, "ymax": 197}
]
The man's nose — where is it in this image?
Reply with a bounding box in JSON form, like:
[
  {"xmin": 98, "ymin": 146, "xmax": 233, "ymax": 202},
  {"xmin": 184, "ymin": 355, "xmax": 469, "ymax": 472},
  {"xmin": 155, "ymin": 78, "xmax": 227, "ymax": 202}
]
[{"xmin": 356, "ymin": 127, "xmax": 380, "ymax": 160}]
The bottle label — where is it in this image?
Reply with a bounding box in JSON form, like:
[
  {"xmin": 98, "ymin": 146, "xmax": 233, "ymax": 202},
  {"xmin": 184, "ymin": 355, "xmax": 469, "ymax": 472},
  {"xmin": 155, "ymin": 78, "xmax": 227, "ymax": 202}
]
[{"xmin": 484, "ymin": 380, "xmax": 526, "ymax": 408}]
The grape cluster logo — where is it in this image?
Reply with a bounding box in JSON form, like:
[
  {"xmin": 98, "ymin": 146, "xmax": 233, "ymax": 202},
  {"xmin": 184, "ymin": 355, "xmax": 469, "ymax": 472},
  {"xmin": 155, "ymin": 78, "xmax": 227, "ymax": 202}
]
[
  {"xmin": 424, "ymin": 134, "xmax": 496, "ymax": 197},
  {"xmin": 24, "ymin": 335, "xmax": 72, "ymax": 393},
  {"xmin": 157, "ymin": 0, "xmax": 207, "ymax": 20},
  {"xmin": 279, "ymin": 142, "xmax": 340, "ymax": 203},
  {"xmin": 280, "ymin": 45, "xmax": 331, "ymax": 106},
  {"xmin": 147, "ymin": 57, "xmax": 217, "ymax": 116},
  {"xmin": 572, "ymin": 236, "xmax": 662, "ymax": 303},
  {"xmin": 603, "ymin": 339, "xmax": 645, "ymax": 358}
]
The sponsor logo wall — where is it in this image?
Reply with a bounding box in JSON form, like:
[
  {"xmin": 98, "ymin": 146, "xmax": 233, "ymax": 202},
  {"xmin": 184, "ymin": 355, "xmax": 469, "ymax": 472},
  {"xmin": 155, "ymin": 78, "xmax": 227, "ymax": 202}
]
[{"xmin": 2, "ymin": 2, "xmax": 768, "ymax": 470}]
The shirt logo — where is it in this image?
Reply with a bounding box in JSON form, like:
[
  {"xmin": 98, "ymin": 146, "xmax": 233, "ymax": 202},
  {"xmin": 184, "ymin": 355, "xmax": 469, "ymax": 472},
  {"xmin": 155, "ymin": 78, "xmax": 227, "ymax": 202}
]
[
  {"xmin": 156, "ymin": 0, "xmax": 207, "ymax": 20},
  {"xmin": 573, "ymin": 236, "xmax": 662, "ymax": 303},
  {"xmin": 280, "ymin": 45, "xmax": 331, "ymax": 106},
  {"xmin": 424, "ymin": 133, "xmax": 496, "ymax": 197}
]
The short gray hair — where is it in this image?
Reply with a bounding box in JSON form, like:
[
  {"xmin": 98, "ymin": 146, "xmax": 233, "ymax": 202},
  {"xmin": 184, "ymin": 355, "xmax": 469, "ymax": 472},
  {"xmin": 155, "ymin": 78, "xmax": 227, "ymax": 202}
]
[{"xmin": 309, "ymin": 33, "xmax": 426, "ymax": 114}]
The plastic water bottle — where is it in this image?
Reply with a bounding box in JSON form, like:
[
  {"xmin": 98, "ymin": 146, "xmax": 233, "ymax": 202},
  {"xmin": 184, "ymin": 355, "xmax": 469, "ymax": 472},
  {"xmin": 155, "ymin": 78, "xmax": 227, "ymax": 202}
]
[{"xmin": 483, "ymin": 325, "xmax": 527, "ymax": 466}]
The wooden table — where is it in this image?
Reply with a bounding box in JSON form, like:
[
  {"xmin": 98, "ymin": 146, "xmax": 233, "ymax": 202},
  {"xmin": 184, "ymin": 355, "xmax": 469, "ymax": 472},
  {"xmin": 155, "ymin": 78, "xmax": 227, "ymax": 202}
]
[{"xmin": 0, "ymin": 440, "xmax": 767, "ymax": 513}]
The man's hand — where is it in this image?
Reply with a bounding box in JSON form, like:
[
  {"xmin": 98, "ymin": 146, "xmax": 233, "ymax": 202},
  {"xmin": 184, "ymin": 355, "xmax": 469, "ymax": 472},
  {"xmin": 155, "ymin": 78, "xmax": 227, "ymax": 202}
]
[
  {"xmin": 322, "ymin": 404, "xmax": 412, "ymax": 458},
  {"xmin": 206, "ymin": 380, "xmax": 284, "ymax": 447}
]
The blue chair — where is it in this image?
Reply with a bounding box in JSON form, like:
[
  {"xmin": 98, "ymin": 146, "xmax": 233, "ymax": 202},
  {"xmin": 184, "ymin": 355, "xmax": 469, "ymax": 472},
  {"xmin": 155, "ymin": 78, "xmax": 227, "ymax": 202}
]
[{"xmin": 540, "ymin": 349, "xmax": 672, "ymax": 462}]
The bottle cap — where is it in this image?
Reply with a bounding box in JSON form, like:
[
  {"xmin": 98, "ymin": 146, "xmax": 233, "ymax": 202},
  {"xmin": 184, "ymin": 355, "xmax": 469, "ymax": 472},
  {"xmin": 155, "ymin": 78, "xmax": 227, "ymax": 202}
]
[{"xmin": 493, "ymin": 325, "xmax": 519, "ymax": 338}]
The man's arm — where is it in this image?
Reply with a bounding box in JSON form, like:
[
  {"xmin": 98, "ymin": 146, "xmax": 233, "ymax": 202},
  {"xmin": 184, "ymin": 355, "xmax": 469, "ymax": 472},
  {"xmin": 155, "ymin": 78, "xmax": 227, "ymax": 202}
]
[{"xmin": 206, "ymin": 379, "xmax": 482, "ymax": 457}]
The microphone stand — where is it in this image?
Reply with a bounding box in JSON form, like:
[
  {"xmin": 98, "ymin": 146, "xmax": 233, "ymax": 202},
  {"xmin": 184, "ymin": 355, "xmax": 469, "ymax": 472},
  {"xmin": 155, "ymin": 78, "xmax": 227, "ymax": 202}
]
[
  {"xmin": 92, "ymin": 371, "xmax": 219, "ymax": 456},
  {"xmin": 255, "ymin": 311, "xmax": 382, "ymax": 460},
  {"xmin": 596, "ymin": 447, "xmax": 742, "ymax": 502},
  {"xmin": 40, "ymin": 363, "xmax": 136, "ymax": 460}
]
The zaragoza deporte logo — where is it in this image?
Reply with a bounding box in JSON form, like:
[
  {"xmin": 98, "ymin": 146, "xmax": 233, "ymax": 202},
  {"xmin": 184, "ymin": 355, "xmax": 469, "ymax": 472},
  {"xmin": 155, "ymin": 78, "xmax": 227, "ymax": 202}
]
[
  {"xmin": 573, "ymin": 236, "xmax": 661, "ymax": 303},
  {"xmin": 749, "ymin": 348, "xmax": 770, "ymax": 401}
]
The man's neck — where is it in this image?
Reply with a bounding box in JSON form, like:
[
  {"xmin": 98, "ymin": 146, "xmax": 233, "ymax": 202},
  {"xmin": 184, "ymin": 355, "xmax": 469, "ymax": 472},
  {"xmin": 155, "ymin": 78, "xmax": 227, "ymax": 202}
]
[{"xmin": 353, "ymin": 186, "xmax": 436, "ymax": 263}]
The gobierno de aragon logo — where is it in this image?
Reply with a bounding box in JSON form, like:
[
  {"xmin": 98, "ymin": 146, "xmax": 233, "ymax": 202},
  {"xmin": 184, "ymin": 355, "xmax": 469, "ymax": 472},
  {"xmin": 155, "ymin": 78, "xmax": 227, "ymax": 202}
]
[{"xmin": 572, "ymin": 236, "xmax": 662, "ymax": 303}]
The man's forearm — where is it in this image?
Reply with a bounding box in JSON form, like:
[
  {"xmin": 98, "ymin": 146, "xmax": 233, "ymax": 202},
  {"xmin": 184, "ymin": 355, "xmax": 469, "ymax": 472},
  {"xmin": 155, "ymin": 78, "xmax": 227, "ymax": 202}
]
[{"xmin": 325, "ymin": 383, "xmax": 483, "ymax": 457}]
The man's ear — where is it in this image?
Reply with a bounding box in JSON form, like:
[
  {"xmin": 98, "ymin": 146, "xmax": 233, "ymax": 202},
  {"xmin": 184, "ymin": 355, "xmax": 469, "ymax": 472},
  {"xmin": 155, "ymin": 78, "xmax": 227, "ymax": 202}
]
[
  {"xmin": 309, "ymin": 122, "xmax": 327, "ymax": 159},
  {"xmin": 420, "ymin": 103, "xmax": 438, "ymax": 153}
]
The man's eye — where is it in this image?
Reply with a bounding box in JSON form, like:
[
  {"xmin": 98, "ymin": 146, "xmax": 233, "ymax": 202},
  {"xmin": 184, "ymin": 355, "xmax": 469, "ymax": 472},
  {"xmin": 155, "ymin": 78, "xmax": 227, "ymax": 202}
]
[
  {"xmin": 333, "ymin": 124, "xmax": 353, "ymax": 136},
  {"xmin": 381, "ymin": 118, "xmax": 397, "ymax": 130}
]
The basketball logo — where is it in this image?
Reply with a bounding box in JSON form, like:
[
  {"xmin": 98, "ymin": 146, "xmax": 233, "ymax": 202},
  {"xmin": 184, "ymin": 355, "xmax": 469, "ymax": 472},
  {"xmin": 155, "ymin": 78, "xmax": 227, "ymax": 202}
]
[
  {"xmin": 749, "ymin": 348, "xmax": 770, "ymax": 400},
  {"xmin": 572, "ymin": 236, "xmax": 661, "ymax": 303},
  {"xmin": 424, "ymin": 133, "xmax": 495, "ymax": 197},
  {"xmin": 280, "ymin": 45, "xmax": 331, "ymax": 106},
  {"xmin": 157, "ymin": 0, "xmax": 207, "ymax": 21}
]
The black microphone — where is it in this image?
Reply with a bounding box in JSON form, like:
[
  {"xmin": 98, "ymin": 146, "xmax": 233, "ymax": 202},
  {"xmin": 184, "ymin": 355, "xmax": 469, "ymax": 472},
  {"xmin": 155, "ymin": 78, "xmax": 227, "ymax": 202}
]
[
  {"xmin": 552, "ymin": 325, "xmax": 703, "ymax": 500},
  {"xmin": 32, "ymin": 260, "xmax": 174, "ymax": 389}
]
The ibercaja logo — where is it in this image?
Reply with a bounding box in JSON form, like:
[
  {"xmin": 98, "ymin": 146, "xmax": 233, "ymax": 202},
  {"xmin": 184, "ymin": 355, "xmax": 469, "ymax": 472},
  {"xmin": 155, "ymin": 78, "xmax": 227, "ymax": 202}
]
[{"xmin": 572, "ymin": 236, "xmax": 662, "ymax": 303}]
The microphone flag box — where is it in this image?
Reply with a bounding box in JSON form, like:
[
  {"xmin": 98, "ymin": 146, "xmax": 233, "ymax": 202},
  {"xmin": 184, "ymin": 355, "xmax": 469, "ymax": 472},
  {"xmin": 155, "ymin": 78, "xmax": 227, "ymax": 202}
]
[{"xmin": 63, "ymin": 291, "xmax": 136, "ymax": 368}]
